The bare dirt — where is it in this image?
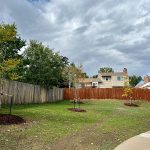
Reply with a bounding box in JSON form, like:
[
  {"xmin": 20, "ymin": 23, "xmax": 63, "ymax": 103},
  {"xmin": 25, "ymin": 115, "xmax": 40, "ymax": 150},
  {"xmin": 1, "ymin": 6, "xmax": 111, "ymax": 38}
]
[
  {"xmin": 124, "ymin": 103, "xmax": 139, "ymax": 107},
  {"xmin": 68, "ymin": 108, "xmax": 86, "ymax": 112}
]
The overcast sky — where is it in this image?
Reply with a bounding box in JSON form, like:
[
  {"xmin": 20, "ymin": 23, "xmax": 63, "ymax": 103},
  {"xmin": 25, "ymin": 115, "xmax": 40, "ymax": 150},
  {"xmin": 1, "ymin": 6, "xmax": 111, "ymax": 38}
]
[{"xmin": 0, "ymin": 0, "xmax": 150, "ymax": 76}]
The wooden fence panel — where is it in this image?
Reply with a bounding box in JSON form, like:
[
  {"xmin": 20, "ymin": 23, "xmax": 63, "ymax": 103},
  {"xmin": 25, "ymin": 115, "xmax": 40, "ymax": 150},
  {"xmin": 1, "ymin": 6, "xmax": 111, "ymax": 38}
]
[
  {"xmin": 1, "ymin": 80, "xmax": 64, "ymax": 104},
  {"xmin": 64, "ymin": 88, "xmax": 150, "ymax": 101}
]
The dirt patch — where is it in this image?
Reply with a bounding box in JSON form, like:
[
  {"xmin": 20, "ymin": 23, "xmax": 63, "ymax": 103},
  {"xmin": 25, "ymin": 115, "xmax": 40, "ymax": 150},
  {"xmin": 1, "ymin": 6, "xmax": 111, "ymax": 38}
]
[
  {"xmin": 70, "ymin": 100, "xmax": 85, "ymax": 104},
  {"xmin": 124, "ymin": 103, "xmax": 139, "ymax": 107},
  {"xmin": 68, "ymin": 108, "xmax": 86, "ymax": 112},
  {"xmin": 0, "ymin": 114, "xmax": 25, "ymax": 125}
]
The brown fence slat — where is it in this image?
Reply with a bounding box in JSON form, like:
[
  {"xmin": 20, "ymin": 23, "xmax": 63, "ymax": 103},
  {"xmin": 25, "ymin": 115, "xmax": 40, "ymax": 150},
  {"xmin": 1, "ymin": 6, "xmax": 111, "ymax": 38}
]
[{"xmin": 64, "ymin": 88, "xmax": 150, "ymax": 101}]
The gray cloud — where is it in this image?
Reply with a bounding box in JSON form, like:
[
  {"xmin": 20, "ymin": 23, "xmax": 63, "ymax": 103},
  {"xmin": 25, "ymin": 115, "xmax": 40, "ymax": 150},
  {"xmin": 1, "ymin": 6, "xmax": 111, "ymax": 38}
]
[{"xmin": 0, "ymin": 0, "xmax": 150, "ymax": 76}]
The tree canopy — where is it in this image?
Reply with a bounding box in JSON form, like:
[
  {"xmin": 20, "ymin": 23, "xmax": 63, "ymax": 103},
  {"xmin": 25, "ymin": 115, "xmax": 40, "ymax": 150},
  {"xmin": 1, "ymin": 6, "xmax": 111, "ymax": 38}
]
[
  {"xmin": 93, "ymin": 75, "xmax": 98, "ymax": 78},
  {"xmin": 129, "ymin": 75, "xmax": 142, "ymax": 87},
  {"xmin": 0, "ymin": 23, "xmax": 25, "ymax": 61},
  {"xmin": 99, "ymin": 67, "xmax": 114, "ymax": 73},
  {"xmin": 22, "ymin": 40, "xmax": 68, "ymax": 87},
  {"xmin": 0, "ymin": 23, "xmax": 23, "ymax": 82}
]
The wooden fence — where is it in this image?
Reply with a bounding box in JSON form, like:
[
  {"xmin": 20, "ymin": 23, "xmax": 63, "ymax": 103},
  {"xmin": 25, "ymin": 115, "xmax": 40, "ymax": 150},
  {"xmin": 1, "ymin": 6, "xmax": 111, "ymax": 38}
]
[
  {"xmin": 64, "ymin": 88, "xmax": 150, "ymax": 101},
  {"xmin": 1, "ymin": 81, "xmax": 150, "ymax": 105},
  {"xmin": 1, "ymin": 80, "xmax": 64, "ymax": 104}
]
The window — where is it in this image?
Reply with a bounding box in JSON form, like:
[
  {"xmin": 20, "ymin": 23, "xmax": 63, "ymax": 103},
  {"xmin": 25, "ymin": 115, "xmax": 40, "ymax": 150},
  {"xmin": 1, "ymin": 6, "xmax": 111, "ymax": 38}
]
[
  {"xmin": 117, "ymin": 76, "xmax": 123, "ymax": 81},
  {"xmin": 106, "ymin": 77, "xmax": 109, "ymax": 81},
  {"xmin": 102, "ymin": 76, "xmax": 111, "ymax": 81}
]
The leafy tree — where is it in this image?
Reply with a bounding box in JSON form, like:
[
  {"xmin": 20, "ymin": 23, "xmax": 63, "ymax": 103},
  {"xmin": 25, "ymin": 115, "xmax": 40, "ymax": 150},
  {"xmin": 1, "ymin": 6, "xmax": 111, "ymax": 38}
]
[
  {"xmin": 63, "ymin": 63, "xmax": 85, "ymax": 109},
  {"xmin": 1, "ymin": 59, "xmax": 21, "ymax": 81},
  {"xmin": 99, "ymin": 67, "xmax": 114, "ymax": 73},
  {"xmin": 22, "ymin": 40, "xmax": 68, "ymax": 87},
  {"xmin": 0, "ymin": 23, "xmax": 23, "ymax": 113},
  {"xmin": 122, "ymin": 86, "xmax": 133, "ymax": 104},
  {"xmin": 82, "ymin": 72, "xmax": 89, "ymax": 78},
  {"xmin": 0, "ymin": 23, "xmax": 23, "ymax": 86},
  {"xmin": 93, "ymin": 75, "xmax": 98, "ymax": 78},
  {"xmin": 0, "ymin": 23, "xmax": 25, "ymax": 60},
  {"xmin": 122, "ymin": 77, "xmax": 135, "ymax": 105},
  {"xmin": 0, "ymin": 58, "xmax": 20, "ymax": 113},
  {"xmin": 129, "ymin": 75, "xmax": 142, "ymax": 87}
]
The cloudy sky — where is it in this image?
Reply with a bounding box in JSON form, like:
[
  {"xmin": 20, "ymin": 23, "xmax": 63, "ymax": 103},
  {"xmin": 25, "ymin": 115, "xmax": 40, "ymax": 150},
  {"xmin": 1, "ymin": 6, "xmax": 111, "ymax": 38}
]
[{"xmin": 0, "ymin": 0, "xmax": 150, "ymax": 76}]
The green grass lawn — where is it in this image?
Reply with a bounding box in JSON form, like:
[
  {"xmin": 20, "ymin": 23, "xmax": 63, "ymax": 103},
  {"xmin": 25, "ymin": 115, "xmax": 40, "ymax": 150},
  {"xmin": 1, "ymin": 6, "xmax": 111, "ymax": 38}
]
[{"xmin": 0, "ymin": 100, "xmax": 150, "ymax": 150}]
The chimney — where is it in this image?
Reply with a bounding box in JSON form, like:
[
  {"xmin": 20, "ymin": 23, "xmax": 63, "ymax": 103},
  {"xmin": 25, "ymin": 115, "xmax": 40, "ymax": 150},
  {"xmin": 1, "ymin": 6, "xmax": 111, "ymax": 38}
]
[
  {"xmin": 123, "ymin": 68, "xmax": 128, "ymax": 74},
  {"xmin": 144, "ymin": 75, "xmax": 150, "ymax": 83}
]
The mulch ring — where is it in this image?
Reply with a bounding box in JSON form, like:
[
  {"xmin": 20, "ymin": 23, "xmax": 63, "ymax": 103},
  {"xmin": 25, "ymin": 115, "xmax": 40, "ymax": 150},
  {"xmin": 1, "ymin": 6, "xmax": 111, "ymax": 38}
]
[
  {"xmin": 0, "ymin": 114, "xmax": 25, "ymax": 125},
  {"xmin": 70, "ymin": 100, "xmax": 84, "ymax": 104},
  {"xmin": 124, "ymin": 103, "xmax": 139, "ymax": 107},
  {"xmin": 68, "ymin": 108, "xmax": 86, "ymax": 112}
]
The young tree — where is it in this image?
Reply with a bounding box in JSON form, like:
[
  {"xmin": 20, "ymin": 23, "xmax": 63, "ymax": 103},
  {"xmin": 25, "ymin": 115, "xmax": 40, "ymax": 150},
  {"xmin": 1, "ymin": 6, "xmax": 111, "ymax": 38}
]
[
  {"xmin": 122, "ymin": 77, "xmax": 133, "ymax": 105},
  {"xmin": 63, "ymin": 63, "xmax": 85, "ymax": 109},
  {"xmin": 63, "ymin": 63, "xmax": 84, "ymax": 88},
  {"xmin": 122, "ymin": 86, "xmax": 133, "ymax": 105}
]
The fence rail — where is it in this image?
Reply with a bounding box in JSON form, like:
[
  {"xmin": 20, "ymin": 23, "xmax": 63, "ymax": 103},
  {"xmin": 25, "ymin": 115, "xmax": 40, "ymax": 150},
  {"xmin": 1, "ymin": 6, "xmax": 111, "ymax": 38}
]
[
  {"xmin": 1, "ymin": 80, "xmax": 64, "ymax": 104},
  {"xmin": 64, "ymin": 88, "xmax": 150, "ymax": 101}
]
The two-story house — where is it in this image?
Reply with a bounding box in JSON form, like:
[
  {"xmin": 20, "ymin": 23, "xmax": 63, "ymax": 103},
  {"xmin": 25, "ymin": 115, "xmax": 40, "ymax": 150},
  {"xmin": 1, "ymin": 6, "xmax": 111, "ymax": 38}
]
[{"xmin": 78, "ymin": 68, "xmax": 129, "ymax": 88}]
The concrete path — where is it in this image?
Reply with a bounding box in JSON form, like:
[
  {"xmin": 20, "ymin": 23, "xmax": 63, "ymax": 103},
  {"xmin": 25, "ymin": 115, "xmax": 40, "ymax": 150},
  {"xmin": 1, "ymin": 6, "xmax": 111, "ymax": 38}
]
[{"xmin": 114, "ymin": 131, "xmax": 150, "ymax": 150}]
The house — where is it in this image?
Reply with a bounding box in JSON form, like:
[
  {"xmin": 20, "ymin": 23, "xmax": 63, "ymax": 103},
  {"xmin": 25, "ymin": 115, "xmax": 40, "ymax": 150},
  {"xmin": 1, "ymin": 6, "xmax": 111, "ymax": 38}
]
[
  {"xmin": 136, "ymin": 76, "xmax": 150, "ymax": 89},
  {"xmin": 78, "ymin": 68, "xmax": 129, "ymax": 88}
]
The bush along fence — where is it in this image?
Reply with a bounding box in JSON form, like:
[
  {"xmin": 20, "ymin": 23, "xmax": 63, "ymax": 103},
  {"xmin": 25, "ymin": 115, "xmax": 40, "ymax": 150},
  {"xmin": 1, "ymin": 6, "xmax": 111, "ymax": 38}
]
[
  {"xmin": 0, "ymin": 80, "xmax": 64, "ymax": 104},
  {"xmin": 64, "ymin": 88, "xmax": 150, "ymax": 101}
]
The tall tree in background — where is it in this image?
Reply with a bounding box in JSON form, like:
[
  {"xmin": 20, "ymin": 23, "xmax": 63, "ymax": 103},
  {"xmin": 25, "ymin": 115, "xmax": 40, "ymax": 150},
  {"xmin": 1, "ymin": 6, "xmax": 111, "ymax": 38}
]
[
  {"xmin": 22, "ymin": 40, "xmax": 68, "ymax": 87},
  {"xmin": 82, "ymin": 72, "xmax": 89, "ymax": 78},
  {"xmin": 129, "ymin": 75, "xmax": 142, "ymax": 87},
  {"xmin": 0, "ymin": 24, "xmax": 25, "ymax": 60},
  {"xmin": 93, "ymin": 75, "xmax": 98, "ymax": 78},
  {"xmin": 99, "ymin": 67, "xmax": 114, "ymax": 73},
  {"xmin": 0, "ymin": 23, "xmax": 25, "ymax": 81},
  {"xmin": 0, "ymin": 23, "xmax": 23, "ymax": 81}
]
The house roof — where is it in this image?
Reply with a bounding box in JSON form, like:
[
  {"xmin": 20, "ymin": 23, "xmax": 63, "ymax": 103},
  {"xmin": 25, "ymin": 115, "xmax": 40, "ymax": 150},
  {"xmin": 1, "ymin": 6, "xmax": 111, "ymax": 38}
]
[
  {"xmin": 79, "ymin": 78, "xmax": 102, "ymax": 83},
  {"xmin": 100, "ymin": 72, "xmax": 127, "ymax": 76},
  {"xmin": 139, "ymin": 82, "xmax": 150, "ymax": 89},
  {"xmin": 135, "ymin": 80, "xmax": 144, "ymax": 88}
]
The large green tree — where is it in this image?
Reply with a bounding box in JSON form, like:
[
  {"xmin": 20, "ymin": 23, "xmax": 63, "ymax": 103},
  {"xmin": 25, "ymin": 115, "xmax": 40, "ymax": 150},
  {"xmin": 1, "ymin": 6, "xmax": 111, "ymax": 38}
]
[
  {"xmin": 129, "ymin": 75, "xmax": 142, "ymax": 87},
  {"xmin": 0, "ymin": 23, "xmax": 24, "ymax": 81},
  {"xmin": 0, "ymin": 23, "xmax": 23, "ymax": 112},
  {"xmin": 22, "ymin": 40, "xmax": 68, "ymax": 87},
  {"xmin": 0, "ymin": 23, "xmax": 25, "ymax": 61},
  {"xmin": 99, "ymin": 67, "xmax": 114, "ymax": 73}
]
